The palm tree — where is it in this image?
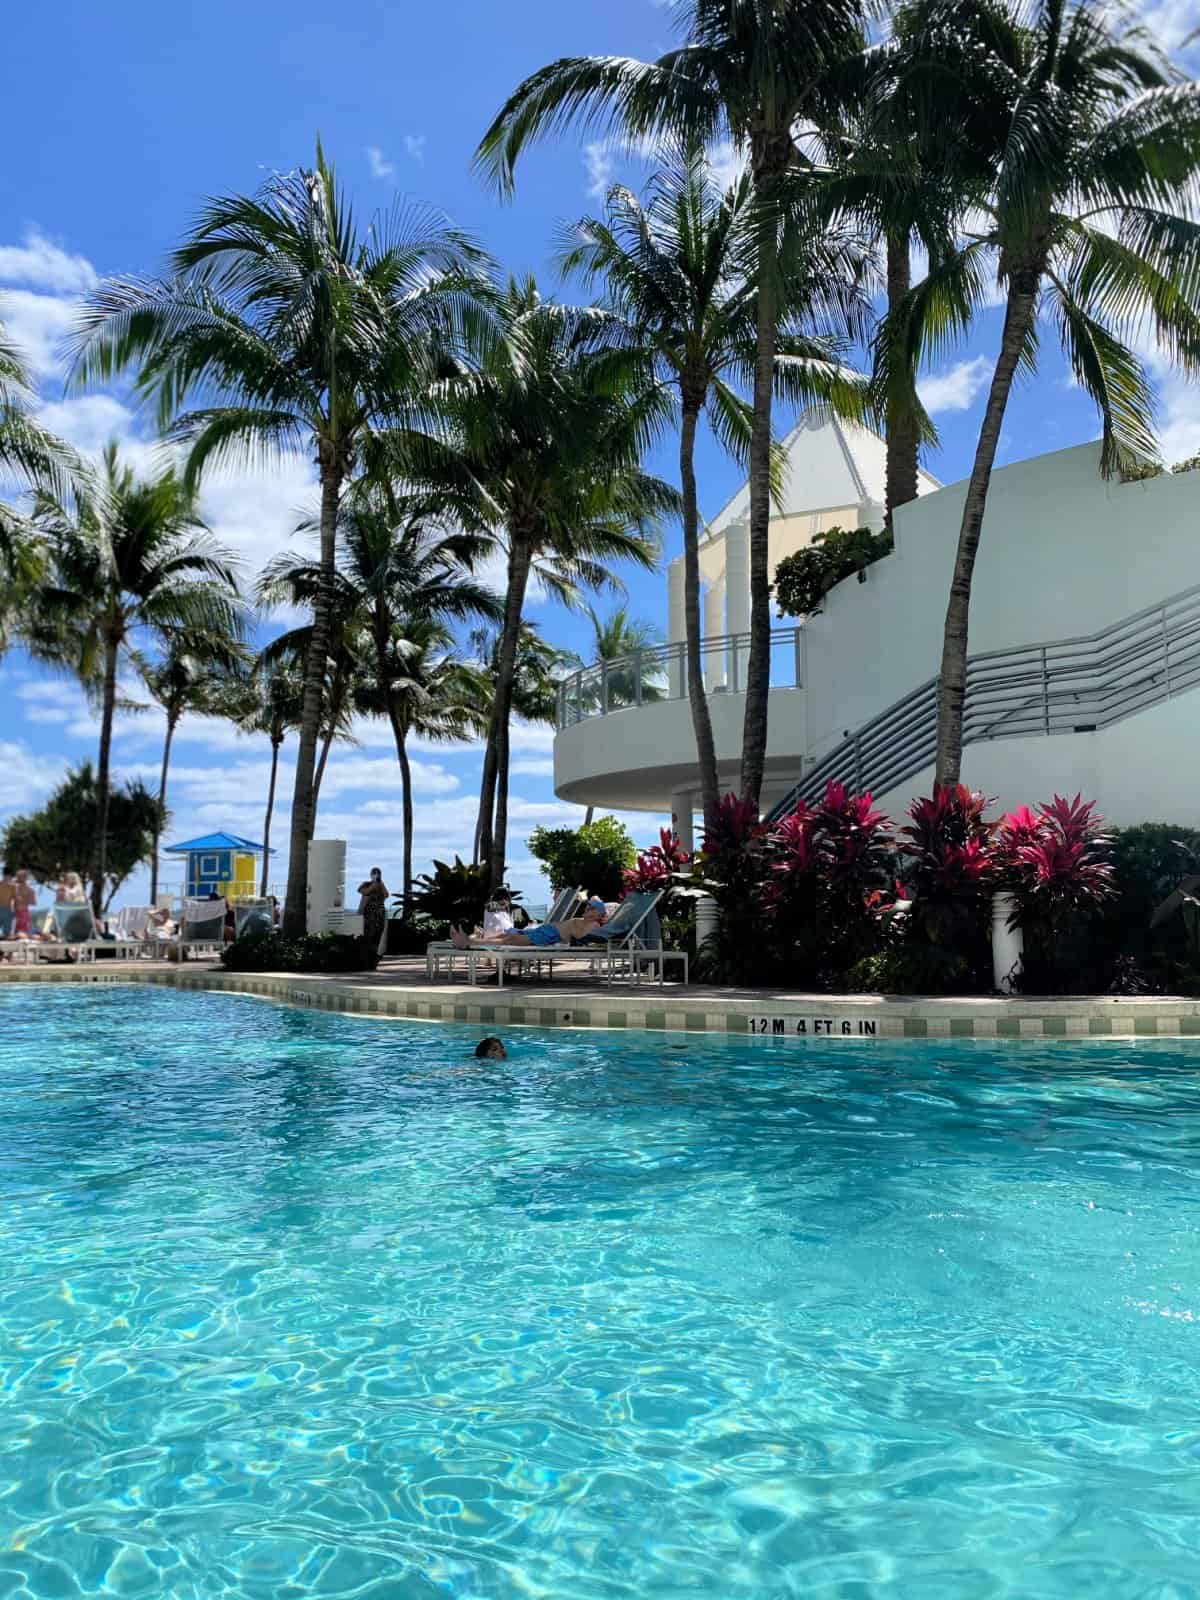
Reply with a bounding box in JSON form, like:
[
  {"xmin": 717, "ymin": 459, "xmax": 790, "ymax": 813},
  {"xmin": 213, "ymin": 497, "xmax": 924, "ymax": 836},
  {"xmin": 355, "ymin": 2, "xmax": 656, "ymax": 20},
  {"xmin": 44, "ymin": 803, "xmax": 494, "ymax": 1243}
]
[
  {"xmin": 252, "ymin": 616, "xmax": 361, "ymax": 820},
  {"xmin": 826, "ymin": 0, "xmax": 1022, "ymax": 525},
  {"xmin": 0, "ymin": 321, "xmax": 80, "ymax": 653},
  {"xmin": 261, "ymin": 484, "xmax": 499, "ymax": 901},
  {"xmin": 69, "ymin": 142, "xmax": 493, "ymax": 935},
  {"xmin": 561, "ymin": 144, "xmax": 872, "ymax": 821},
  {"xmin": 366, "ymin": 619, "xmax": 491, "ymax": 907},
  {"xmin": 142, "ymin": 634, "xmax": 247, "ymax": 903},
  {"xmin": 225, "ymin": 666, "xmax": 307, "ymax": 896},
  {"xmin": 876, "ymin": 0, "xmax": 1200, "ymax": 784},
  {"xmin": 470, "ymin": 621, "xmax": 575, "ymax": 862},
  {"xmin": 27, "ymin": 444, "xmax": 243, "ymax": 912},
  {"xmin": 584, "ymin": 603, "xmax": 665, "ymax": 712},
  {"xmin": 475, "ymin": 0, "xmax": 870, "ymax": 809},
  {"xmin": 406, "ymin": 277, "xmax": 674, "ymax": 889}
]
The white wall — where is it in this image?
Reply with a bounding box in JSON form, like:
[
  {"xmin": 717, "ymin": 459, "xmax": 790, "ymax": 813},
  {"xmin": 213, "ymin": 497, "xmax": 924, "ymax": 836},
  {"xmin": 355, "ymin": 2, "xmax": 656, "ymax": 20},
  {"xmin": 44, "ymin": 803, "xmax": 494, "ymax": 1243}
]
[
  {"xmin": 802, "ymin": 444, "xmax": 1200, "ymax": 759},
  {"xmin": 553, "ymin": 442, "xmax": 1200, "ymax": 824},
  {"xmin": 554, "ymin": 687, "xmax": 807, "ymax": 811},
  {"xmin": 877, "ymin": 694, "xmax": 1200, "ymax": 829}
]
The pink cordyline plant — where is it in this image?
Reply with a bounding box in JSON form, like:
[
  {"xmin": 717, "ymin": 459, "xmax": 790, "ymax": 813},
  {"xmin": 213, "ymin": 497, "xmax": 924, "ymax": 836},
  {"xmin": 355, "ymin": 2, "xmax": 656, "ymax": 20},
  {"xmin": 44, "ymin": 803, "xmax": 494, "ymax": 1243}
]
[
  {"xmin": 623, "ymin": 826, "xmax": 691, "ymax": 895},
  {"xmin": 998, "ymin": 793, "xmax": 1115, "ymax": 930}
]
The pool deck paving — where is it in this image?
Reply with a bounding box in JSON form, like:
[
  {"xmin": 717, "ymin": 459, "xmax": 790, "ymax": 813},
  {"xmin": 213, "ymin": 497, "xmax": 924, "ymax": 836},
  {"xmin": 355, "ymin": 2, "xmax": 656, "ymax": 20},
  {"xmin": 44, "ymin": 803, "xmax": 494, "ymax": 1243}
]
[{"xmin": 2, "ymin": 952, "xmax": 1200, "ymax": 1038}]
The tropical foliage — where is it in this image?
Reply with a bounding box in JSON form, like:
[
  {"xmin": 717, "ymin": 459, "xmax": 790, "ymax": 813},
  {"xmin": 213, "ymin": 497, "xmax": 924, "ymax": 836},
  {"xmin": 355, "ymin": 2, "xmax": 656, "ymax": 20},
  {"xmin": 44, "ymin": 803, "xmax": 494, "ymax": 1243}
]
[
  {"xmin": 773, "ymin": 525, "xmax": 893, "ymax": 619},
  {"xmin": 23, "ymin": 445, "xmax": 242, "ymax": 913},
  {"xmin": 0, "ymin": 763, "xmax": 165, "ymax": 911},
  {"xmin": 527, "ymin": 816, "xmax": 636, "ymax": 903},
  {"xmin": 69, "ymin": 142, "xmax": 491, "ymax": 933}
]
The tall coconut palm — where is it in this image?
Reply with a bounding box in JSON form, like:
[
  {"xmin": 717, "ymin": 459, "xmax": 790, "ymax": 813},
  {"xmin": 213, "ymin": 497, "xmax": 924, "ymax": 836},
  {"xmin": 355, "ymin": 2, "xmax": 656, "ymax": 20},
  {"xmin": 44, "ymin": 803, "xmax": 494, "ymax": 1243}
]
[
  {"xmin": 0, "ymin": 320, "xmax": 81, "ymax": 652},
  {"xmin": 825, "ymin": 0, "xmax": 1023, "ymax": 525},
  {"xmin": 475, "ymin": 0, "xmax": 870, "ymax": 809},
  {"xmin": 469, "ymin": 621, "xmax": 576, "ymax": 857},
  {"xmin": 27, "ymin": 444, "xmax": 243, "ymax": 913},
  {"xmin": 562, "ymin": 144, "xmax": 872, "ymax": 822},
  {"xmin": 261, "ymin": 485, "xmax": 499, "ymax": 901},
  {"xmin": 142, "ymin": 634, "xmax": 247, "ymax": 902},
  {"xmin": 406, "ymin": 277, "xmax": 674, "ymax": 889},
  {"xmin": 876, "ymin": 0, "xmax": 1200, "ymax": 784},
  {"xmin": 252, "ymin": 616, "xmax": 361, "ymax": 819},
  {"xmin": 365, "ymin": 619, "xmax": 491, "ymax": 908},
  {"xmin": 69, "ymin": 142, "xmax": 493, "ymax": 934},
  {"xmin": 224, "ymin": 666, "xmax": 307, "ymax": 896}
]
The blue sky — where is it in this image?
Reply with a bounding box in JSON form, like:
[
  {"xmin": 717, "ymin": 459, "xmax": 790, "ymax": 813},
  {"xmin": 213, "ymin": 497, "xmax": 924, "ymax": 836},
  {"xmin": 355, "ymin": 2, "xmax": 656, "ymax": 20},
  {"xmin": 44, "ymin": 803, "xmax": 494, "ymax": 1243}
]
[{"xmin": 3, "ymin": 0, "xmax": 1199, "ymax": 907}]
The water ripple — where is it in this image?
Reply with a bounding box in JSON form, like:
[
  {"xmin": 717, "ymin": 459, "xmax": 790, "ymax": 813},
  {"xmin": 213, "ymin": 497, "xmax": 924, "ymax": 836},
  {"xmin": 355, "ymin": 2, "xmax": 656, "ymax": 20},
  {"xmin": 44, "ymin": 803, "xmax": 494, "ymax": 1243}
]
[{"xmin": 1, "ymin": 986, "xmax": 1199, "ymax": 1598}]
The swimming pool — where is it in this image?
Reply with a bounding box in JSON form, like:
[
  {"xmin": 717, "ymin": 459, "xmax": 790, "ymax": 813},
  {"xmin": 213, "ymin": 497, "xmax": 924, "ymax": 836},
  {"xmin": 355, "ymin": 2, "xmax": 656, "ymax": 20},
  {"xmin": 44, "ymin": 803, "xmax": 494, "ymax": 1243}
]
[{"xmin": 1, "ymin": 984, "xmax": 1197, "ymax": 1598}]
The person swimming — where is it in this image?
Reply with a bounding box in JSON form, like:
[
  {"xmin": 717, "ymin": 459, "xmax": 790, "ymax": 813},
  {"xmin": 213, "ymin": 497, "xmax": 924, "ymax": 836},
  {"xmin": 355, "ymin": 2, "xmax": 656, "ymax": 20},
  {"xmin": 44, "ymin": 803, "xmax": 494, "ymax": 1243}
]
[{"xmin": 474, "ymin": 1036, "xmax": 506, "ymax": 1059}]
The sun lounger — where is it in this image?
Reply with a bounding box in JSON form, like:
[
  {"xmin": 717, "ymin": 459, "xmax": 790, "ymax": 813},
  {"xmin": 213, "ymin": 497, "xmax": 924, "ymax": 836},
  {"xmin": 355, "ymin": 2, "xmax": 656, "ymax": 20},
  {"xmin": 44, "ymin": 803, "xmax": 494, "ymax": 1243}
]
[
  {"xmin": 434, "ymin": 890, "xmax": 683, "ymax": 988},
  {"xmin": 12, "ymin": 902, "xmax": 141, "ymax": 964},
  {"xmin": 155, "ymin": 898, "xmax": 227, "ymax": 960},
  {"xmin": 425, "ymin": 885, "xmax": 583, "ymax": 980}
]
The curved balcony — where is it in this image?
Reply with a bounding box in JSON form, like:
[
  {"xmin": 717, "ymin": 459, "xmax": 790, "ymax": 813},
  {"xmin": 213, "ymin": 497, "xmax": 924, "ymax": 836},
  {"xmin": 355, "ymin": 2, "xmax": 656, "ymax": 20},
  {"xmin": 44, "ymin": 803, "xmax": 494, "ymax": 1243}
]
[{"xmin": 553, "ymin": 627, "xmax": 808, "ymax": 812}]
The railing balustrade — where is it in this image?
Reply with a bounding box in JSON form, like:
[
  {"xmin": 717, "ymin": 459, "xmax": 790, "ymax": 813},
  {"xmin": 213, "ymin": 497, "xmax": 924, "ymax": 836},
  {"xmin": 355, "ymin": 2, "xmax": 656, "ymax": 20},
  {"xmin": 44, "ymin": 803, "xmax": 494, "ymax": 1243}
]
[
  {"xmin": 555, "ymin": 626, "xmax": 805, "ymax": 729},
  {"xmin": 767, "ymin": 582, "xmax": 1200, "ymax": 821}
]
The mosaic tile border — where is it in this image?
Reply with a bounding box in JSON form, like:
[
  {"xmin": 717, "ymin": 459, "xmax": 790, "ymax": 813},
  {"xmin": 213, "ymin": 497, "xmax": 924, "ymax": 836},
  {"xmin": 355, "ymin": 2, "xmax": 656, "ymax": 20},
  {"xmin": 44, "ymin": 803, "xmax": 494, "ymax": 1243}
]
[{"xmin": 4, "ymin": 962, "xmax": 1200, "ymax": 1040}]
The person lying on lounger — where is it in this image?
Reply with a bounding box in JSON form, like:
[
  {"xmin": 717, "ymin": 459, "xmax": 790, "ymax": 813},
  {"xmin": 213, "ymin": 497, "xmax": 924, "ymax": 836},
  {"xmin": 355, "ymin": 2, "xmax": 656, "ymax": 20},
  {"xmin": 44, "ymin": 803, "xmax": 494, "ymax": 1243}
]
[{"xmin": 450, "ymin": 903, "xmax": 606, "ymax": 950}]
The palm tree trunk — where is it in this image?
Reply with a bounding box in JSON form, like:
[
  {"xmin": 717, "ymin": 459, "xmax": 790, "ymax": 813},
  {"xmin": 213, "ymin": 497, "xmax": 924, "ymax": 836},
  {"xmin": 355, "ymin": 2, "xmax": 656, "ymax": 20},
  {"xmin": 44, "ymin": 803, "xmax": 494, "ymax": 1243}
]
[
  {"xmin": 93, "ymin": 633, "xmax": 120, "ymax": 915},
  {"xmin": 583, "ymin": 806, "xmax": 594, "ymax": 826},
  {"xmin": 149, "ymin": 709, "xmax": 177, "ymax": 905},
  {"xmin": 260, "ymin": 736, "xmax": 281, "ymax": 897},
  {"xmin": 884, "ymin": 231, "xmax": 920, "ymax": 528},
  {"xmin": 480, "ymin": 538, "xmax": 533, "ymax": 890},
  {"xmin": 680, "ymin": 396, "xmax": 721, "ymax": 827},
  {"xmin": 397, "ymin": 731, "xmax": 415, "ymax": 909},
  {"xmin": 739, "ymin": 212, "xmax": 779, "ymax": 812},
  {"xmin": 283, "ymin": 465, "xmax": 340, "ymax": 936},
  {"xmin": 312, "ymin": 725, "xmax": 334, "ymax": 815},
  {"xmin": 935, "ymin": 268, "xmax": 1041, "ymax": 786}
]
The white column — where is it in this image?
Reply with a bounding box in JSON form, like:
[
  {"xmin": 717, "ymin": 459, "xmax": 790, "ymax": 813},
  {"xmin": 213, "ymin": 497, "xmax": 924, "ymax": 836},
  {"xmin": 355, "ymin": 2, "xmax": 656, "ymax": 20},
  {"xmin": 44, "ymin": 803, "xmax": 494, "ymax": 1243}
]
[
  {"xmin": 671, "ymin": 790, "xmax": 695, "ymax": 854},
  {"xmin": 704, "ymin": 576, "xmax": 726, "ymax": 691},
  {"xmin": 724, "ymin": 518, "xmax": 750, "ymax": 693},
  {"xmin": 666, "ymin": 556, "xmax": 686, "ymax": 698}
]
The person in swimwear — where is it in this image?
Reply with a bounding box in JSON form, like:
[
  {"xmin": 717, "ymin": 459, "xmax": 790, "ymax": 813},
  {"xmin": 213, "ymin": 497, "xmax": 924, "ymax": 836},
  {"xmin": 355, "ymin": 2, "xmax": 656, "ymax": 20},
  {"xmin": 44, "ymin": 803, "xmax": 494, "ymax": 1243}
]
[{"xmin": 450, "ymin": 902, "xmax": 606, "ymax": 950}]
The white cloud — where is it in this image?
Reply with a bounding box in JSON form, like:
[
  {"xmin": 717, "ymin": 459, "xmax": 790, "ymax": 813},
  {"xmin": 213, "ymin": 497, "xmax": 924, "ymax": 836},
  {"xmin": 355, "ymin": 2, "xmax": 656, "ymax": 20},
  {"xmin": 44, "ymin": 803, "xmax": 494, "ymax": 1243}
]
[
  {"xmin": 708, "ymin": 139, "xmax": 748, "ymax": 192},
  {"xmin": 404, "ymin": 134, "xmax": 427, "ymax": 165},
  {"xmin": 366, "ymin": 146, "xmax": 394, "ymax": 180},
  {"xmin": 0, "ymin": 740, "xmax": 67, "ymax": 814},
  {"xmin": 0, "ymin": 287, "xmax": 80, "ymax": 379},
  {"xmin": 584, "ymin": 142, "xmax": 616, "ymax": 201},
  {"xmin": 1138, "ymin": 0, "xmax": 1200, "ymax": 52},
  {"xmin": 0, "ymin": 229, "xmax": 98, "ymax": 295},
  {"xmin": 918, "ymin": 355, "xmax": 992, "ymax": 414}
]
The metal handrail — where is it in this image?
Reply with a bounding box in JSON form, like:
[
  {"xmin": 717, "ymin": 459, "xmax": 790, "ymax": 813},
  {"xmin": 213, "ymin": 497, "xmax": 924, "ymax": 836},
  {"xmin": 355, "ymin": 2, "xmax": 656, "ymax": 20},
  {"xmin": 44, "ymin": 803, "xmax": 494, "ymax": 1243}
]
[
  {"xmin": 555, "ymin": 625, "xmax": 805, "ymax": 729},
  {"xmin": 767, "ymin": 581, "xmax": 1200, "ymax": 820}
]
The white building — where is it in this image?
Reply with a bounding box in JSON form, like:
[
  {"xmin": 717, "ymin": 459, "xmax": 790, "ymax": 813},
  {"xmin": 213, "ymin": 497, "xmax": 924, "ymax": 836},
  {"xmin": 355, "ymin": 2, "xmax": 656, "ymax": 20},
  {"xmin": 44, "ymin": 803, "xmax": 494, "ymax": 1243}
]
[{"xmin": 554, "ymin": 414, "xmax": 1200, "ymax": 844}]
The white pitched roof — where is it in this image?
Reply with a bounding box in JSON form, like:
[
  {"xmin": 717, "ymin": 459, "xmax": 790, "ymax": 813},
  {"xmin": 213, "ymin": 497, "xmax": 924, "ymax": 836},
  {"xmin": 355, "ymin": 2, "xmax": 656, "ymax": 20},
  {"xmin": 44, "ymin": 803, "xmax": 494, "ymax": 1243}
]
[{"xmin": 703, "ymin": 411, "xmax": 941, "ymax": 540}]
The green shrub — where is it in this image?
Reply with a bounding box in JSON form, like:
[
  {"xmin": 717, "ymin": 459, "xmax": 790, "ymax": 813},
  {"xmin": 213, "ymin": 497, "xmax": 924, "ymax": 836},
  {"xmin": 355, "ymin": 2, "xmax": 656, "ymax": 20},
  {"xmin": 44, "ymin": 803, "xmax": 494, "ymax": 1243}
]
[
  {"xmin": 527, "ymin": 817, "xmax": 636, "ymax": 901},
  {"xmin": 386, "ymin": 913, "xmax": 451, "ymax": 955},
  {"xmin": 407, "ymin": 857, "xmax": 491, "ymax": 927},
  {"xmin": 773, "ymin": 525, "xmax": 893, "ymax": 619},
  {"xmin": 220, "ymin": 932, "xmax": 380, "ymax": 973}
]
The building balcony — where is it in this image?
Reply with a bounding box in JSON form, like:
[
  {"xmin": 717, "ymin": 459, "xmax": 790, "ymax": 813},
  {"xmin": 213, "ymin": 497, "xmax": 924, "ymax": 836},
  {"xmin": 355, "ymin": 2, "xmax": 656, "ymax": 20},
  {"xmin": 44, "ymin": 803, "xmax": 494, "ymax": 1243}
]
[{"xmin": 553, "ymin": 627, "xmax": 808, "ymax": 815}]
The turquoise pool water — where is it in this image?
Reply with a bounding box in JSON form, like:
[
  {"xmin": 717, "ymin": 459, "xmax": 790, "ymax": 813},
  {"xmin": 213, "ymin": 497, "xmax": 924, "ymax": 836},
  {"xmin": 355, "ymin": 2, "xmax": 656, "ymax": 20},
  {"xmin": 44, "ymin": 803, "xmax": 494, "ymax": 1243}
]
[{"xmin": 1, "ymin": 986, "xmax": 1198, "ymax": 1599}]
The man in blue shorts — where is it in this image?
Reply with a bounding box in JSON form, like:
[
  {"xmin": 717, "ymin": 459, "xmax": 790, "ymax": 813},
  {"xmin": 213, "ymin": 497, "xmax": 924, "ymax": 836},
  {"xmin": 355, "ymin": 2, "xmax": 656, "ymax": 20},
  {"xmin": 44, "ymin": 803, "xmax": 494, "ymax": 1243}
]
[{"xmin": 450, "ymin": 901, "xmax": 605, "ymax": 950}]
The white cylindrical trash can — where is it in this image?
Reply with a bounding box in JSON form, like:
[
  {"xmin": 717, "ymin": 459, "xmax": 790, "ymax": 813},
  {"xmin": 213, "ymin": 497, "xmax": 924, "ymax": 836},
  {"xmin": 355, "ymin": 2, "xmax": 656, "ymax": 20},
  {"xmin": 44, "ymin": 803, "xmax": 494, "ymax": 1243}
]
[
  {"xmin": 991, "ymin": 893, "xmax": 1023, "ymax": 993},
  {"xmin": 694, "ymin": 894, "xmax": 719, "ymax": 964},
  {"xmin": 307, "ymin": 839, "xmax": 347, "ymax": 935}
]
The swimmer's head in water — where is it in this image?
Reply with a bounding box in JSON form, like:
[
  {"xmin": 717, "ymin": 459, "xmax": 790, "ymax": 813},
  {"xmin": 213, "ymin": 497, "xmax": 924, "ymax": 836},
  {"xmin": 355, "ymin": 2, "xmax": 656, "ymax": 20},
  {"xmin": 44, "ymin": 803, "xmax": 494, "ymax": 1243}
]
[{"xmin": 474, "ymin": 1036, "xmax": 506, "ymax": 1060}]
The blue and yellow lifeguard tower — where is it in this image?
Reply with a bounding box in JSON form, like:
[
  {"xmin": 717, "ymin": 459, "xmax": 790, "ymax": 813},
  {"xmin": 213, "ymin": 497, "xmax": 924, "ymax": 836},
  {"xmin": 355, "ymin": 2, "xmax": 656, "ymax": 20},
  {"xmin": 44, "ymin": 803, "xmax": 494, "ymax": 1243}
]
[{"xmin": 164, "ymin": 832, "xmax": 271, "ymax": 900}]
